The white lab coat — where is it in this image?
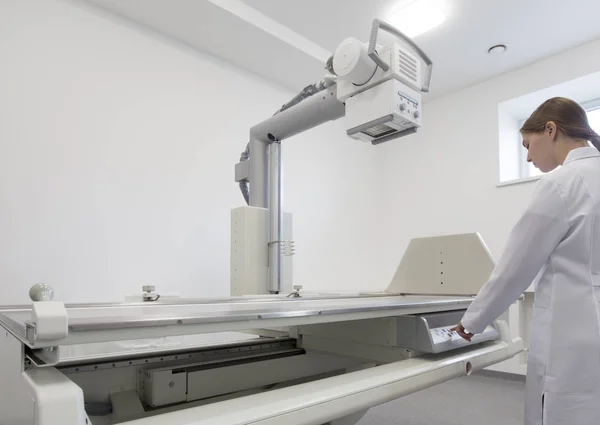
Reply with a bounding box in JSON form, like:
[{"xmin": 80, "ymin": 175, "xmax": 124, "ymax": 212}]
[{"xmin": 461, "ymin": 147, "xmax": 600, "ymax": 425}]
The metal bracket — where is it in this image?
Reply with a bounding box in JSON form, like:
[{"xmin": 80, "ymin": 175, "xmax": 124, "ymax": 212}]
[
  {"xmin": 26, "ymin": 346, "xmax": 60, "ymax": 368},
  {"xmin": 28, "ymin": 300, "xmax": 68, "ymax": 342},
  {"xmin": 281, "ymin": 240, "xmax": 296, "ymax": 256},
  {"xmin": 235, "ymin": 159, "xmax": 250, "ymax": 182},
  {"xmin": 268, "ymin": 240, "xmax": 296, "ymax": 256},
  {"xmin": 142, "ymin": 286, "xmax": 160, "ymax": 302},
  {"xmin": 367, "ymin": 19, "xmax": 433, "ymax": 92},
  {"xmin": 287, "ymin": 285, "xmax": 303, "ymax": 298}
]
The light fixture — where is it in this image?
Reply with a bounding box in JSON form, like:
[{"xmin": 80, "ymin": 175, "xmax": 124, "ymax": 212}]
[
  {"xmin": 389, "ymin": 0, "xmax": 447, "ymax": 38},
  {"xmin": 488, "ymin": 44, "xmax": 507, "ymax": 56}
]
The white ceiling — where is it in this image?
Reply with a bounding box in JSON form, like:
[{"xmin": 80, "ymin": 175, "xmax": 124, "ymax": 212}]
[{"xmin": 82, "ymin": 0, "xmax": 600, "ymax": 100}]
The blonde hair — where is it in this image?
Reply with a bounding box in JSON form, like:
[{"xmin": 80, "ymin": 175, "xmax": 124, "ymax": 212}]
[{"xmin": 521, "ymin": 97, "xmax": 600, "ymax": 151}]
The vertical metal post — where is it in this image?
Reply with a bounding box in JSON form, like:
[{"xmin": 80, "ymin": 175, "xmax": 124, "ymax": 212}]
[
  {"xmin": 268, "ymin": 140, "xmax": 283, "ymax": 294},
  {"xmin": 249, "ymin": 136, "xmax": 269, "ymax": 208},
  {"xmin": 245, "ymin": 85, "xmax": 345, "ymax": 294}
]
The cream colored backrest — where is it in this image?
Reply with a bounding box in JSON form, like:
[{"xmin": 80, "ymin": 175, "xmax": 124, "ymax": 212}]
[{"xmin": 386, "ymin": 233, "xmax": 496, "ymax": 296}]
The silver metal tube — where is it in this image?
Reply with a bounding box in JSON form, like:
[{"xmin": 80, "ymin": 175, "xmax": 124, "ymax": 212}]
[
  {"xmin": 246, "ymin": 84, "xmax": 346, "ymax": 294},
  {"xmin": 268, "ymin": 141, "xmax": 283, "ymax": 294},
  {"xmin": 248, "ymin": 85, "xmax": 344, "ymax": 208},
  {"xmin": 250, "ymin": 85, "xmax": 345, "ymax": 143},
  {"xmin": 249, "ymin": 136, "xmax": 269, "ymax": 207}
]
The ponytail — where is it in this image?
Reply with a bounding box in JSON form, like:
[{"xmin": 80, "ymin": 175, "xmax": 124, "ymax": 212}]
[
  {"xmin": 590, "ymin": 130, "xmax": 600, "ymax": 152},
  {"xmin": 522, "ymin": 98, "xmax": 600, "ymax": 152}
]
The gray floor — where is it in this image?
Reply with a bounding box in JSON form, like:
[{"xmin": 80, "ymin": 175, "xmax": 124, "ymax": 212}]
[{"xmin": 357, "ymin": 373, "xmax": 525, "ymax": 425}]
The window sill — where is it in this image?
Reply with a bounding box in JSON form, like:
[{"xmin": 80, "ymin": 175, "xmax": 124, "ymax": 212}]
[{"xmin": 496, "ymin": 175, "xmax": 541, "ymax": 188}]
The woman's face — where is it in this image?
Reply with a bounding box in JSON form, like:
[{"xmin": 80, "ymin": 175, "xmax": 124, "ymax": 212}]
[{"xmin": 522, "ymin": 126, "xmax": 559, "ymax": 173}]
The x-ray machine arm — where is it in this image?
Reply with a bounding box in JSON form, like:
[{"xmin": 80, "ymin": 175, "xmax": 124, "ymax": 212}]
[{"xmin": 235, "ymin": 20, "xmax": 433, "ymax": 294}]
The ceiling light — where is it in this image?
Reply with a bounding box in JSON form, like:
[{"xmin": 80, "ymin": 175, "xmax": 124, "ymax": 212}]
[
  {"xmin": 389, "ymin": 0, "xmax": 447, "ymax": 38},
  {"xmin": 488, "ymin": 44, "xmax": 507, "ymax": 56}
]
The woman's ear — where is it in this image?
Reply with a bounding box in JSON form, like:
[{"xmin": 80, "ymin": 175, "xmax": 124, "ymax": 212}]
[{"xmin": 546, "ymin": 121, "xmax": 558, "ymax": 139}]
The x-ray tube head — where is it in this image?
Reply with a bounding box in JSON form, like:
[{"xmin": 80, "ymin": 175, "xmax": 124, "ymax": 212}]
[
  {"xmin": 332, "ymin": 38, "xmax": 377, "ymax": 86},
  {"xmin": 333, "ymin": 20, "xmax": 433, "ymax": 145},
  {"xmin": 344, "ymin": 78, "xmax": 422, "ymax": 145}
]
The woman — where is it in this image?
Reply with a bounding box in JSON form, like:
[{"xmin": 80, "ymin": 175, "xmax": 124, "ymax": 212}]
[{"xmin": 452, "ymin": 97, "xmax": 600, "ymax": 425}]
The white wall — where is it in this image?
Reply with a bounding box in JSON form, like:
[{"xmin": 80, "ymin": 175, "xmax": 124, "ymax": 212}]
[
  {"xmin": 379, "ymin": 37, "xmax": 600, "ymax": 373},
  {"xmin": 0, "ymin": 0, "xmax": 385, "ymax": 305}
]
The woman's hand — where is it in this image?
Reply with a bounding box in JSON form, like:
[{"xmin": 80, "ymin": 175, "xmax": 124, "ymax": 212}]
[{"xmin": 450, "ymin": 322, "xmax": 474, "ymax": 342}]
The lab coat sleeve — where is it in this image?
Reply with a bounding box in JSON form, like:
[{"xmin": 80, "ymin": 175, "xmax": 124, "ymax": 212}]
[{"xmin": 461, "ymin": 178, "xmax": 569, "ymax": 334}]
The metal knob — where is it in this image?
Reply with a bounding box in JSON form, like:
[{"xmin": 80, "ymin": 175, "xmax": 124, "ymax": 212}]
[
  {"xmin": 399, "ymin": 103, "xmax": 406, "ymax": 112},
  {"xmin": 29, "ymin": 283, "xmax": 54, "ymax": 302},
  {"xmin": 287, "ymin": 285, "xmax": 304, "ymax": 298},
  {"xmin": 142, "ymin": 285, "xmax": 160, "ymax": 302},
  {"xmin": 413, "ymin": 111, "xmax": 420, "ymax": 119}
]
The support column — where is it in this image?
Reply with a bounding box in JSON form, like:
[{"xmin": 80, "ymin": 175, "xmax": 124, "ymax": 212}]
[{"xmin": 268, "ymin": 140, "xmax": 283, "ymax": 293}]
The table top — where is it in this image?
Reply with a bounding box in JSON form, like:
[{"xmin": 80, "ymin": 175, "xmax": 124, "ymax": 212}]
[{"xmin": 0, "ymin": 293, "xmax": 473, "ymax": 348}]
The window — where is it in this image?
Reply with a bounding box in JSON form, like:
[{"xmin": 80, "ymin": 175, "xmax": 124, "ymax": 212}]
[
  {"xmin": 588, "ymin": 106, "xmax": 600, "ymax": 132},
  {"xmin": 518, "ymin": 101, "xmax": 600, "ymax": 179}
]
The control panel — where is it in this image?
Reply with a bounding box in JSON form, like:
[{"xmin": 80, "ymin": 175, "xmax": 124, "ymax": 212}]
[
  {"xmin": 396, "ymin": 87, "xmax": 421, "ymax": 126},
  {"xmin": 396, "ymin": 310, "xmax": 499, "ymax": 354},
  {"xmin": 428, "ymin": 324, "xmax": 499, "ymax": 353}
]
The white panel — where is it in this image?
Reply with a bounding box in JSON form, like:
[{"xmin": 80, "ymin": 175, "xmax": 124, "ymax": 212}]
[
  {"xmin": 299, "ymin": 313, "xmax": 499, "ymax": 356},
  {"xmin": 231, "ymin": 206, "xmax": 267, "ymax": 296},
  {"xmin": 230, "ymin": 206, "xmax": 293, "ymax": 296},
  {"xmin": 21, "ymin": 368, "xmax": 87, "ymax": 425},
  {"xmin": 187, "ymin": 353, "xmax": 353, "ymax": 402},
  {"xmin": 300, "ymin": 335, "xmax": 413, "ymax": 364},
  {"xmin": 143, "ymin": 369, "xmax": 187, "ymax": 407},
  {"xmin": 31, "ymin": 301, "xmax": 68, "ymax": 341},
  {"xmin": 0, "ymin": 331, "xmax": 34, "ymax": 425},
  {"xmin": 386, "ymin": 233, "xmax": 496, "ymax": 296},
  {"xmin": 298, "ymin": 318, "xmax": 398, "ymax": 347}
]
